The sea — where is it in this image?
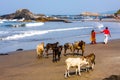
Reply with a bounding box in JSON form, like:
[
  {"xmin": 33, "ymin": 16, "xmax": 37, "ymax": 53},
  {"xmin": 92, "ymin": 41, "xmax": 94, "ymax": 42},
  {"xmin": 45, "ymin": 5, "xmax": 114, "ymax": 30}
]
[{"xmin": 0, "ymin": 20, "xmax": 120, "ymax": 54}]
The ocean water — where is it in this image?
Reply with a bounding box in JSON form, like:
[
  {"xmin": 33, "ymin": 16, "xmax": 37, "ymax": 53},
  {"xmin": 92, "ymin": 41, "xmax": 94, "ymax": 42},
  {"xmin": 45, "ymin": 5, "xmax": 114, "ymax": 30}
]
[{"xmin": 0, "ymin": 20, "xmax": 120, "ymax": 53}]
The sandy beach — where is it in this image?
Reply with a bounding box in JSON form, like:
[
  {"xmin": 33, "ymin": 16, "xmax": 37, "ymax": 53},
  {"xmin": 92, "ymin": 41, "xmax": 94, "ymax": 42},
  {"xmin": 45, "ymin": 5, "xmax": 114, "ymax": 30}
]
[{"xmin": 0, "ymin": 39, "xmax": 120, "ymax": 80}]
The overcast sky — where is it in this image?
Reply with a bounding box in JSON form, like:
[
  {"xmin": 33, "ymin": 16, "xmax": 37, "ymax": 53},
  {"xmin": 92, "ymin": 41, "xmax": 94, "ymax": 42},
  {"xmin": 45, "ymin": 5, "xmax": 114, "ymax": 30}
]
[{"xmin": 0, "ymin": 0, "xmax": 120, "ymax": 15}]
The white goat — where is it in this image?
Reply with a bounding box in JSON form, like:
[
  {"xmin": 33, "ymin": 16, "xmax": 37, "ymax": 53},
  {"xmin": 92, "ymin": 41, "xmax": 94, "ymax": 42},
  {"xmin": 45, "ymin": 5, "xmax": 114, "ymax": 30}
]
[
  {"xmin": 64, "ymin": 57, "xmax": 89, "ymax": 78},
  {"xmin": 36, "ymin": 42, "xmax": 44, "ymax": 58}
]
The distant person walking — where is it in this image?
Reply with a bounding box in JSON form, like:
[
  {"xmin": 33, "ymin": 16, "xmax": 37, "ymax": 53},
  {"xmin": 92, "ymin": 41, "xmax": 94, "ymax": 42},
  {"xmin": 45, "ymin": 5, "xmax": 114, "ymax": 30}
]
[
  {"xmin": 101, "ymin": 27, "xmax": 111, "ymax": 44},
  {"xmin": 91, "ymin": 29, "xmax": 96, "ymax": 44}
]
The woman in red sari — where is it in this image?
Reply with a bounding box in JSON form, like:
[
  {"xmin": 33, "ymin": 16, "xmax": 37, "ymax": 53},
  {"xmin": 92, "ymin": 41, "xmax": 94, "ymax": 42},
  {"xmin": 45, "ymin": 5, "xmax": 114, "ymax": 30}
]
[{"xmin": 91, "ymin": 30, "xmax": 96, "ymax": 44}]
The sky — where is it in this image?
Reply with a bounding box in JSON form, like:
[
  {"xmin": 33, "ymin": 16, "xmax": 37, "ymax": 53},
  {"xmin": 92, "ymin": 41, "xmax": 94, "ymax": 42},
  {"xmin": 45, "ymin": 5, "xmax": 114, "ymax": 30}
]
[{"xmin": 0, "ymin": 0, "xmax": 120, "ymax": 15}]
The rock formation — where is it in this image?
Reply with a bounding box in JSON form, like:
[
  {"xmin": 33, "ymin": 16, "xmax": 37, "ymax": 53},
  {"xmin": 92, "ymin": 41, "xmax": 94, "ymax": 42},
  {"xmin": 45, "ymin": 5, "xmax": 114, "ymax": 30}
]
[{"xmin": 0, "ymin": 9, "xmax": 36, "ymax": 20}]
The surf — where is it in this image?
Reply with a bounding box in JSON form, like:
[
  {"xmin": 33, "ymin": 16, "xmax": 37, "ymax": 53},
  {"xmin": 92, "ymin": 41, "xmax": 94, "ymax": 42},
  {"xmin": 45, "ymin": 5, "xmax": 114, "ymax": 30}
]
[
  {"xmin": 1, "ymin": 27, "xmax": 93, "ymax": 40},
  {"xmin": 5, "ymin": 22, "xmax": 44, "ymax": 28},
  {"xmin": 25, "ymin": 22, "xmax": 44, "ymax": 27}
]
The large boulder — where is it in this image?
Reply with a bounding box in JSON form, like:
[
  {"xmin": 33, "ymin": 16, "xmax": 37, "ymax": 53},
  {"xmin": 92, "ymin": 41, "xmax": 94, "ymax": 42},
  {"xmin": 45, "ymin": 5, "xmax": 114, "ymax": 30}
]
[
  {"xmin": 0, "ymin": 9, "xmax": 36, "ymax": 20},
  {"xmin": 103, "ymin": 75, "xmax": 120, "ymax": 80},
  {"xmin": 14, "ymin": 9, "xmax": 35, "ymax": 20}
]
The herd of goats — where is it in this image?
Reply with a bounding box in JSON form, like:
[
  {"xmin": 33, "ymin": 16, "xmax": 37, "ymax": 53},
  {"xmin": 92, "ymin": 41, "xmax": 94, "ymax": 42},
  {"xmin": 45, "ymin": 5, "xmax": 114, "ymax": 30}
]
[{"xmin": 36, "ymin": 40, "xmax": 95, "ymax": 78}]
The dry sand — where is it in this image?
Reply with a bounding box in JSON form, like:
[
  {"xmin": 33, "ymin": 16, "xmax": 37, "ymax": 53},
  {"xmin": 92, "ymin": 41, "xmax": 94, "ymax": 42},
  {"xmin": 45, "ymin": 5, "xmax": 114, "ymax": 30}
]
[{"xmin": 0, "ymin": 39, "xmax": 120, "ymax": 80}]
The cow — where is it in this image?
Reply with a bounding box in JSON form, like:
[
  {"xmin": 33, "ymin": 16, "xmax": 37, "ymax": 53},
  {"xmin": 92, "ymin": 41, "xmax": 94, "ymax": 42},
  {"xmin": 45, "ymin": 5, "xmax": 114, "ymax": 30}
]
[
  {"xmin": 80, "ymin": 53, "xmax": 95, "ymax": 72},
  {"xmin": 64, "ymin": 43, "xmax": 73, "ymax": 56},
  {"xmin": 64, "ymin": 57, "xmax": 89, "ymax": 78},
  {"xmin": 52, "ymin": 45, "xmax": 63, "ymax": 62},
  {"xmin": 64, "ymin": 40, "xmax": 85, "ymax": 56},
  {"xmin": 73, "ymin": 40, "xmax": 85, "ymax": 56},
  {"xmin": 45, "ymin": 42, "xmax": 59, "ymax": 56},
  {"xmin": 36, "ymin": 42, "xmax": 44, "ymax": 58},
  {"xmin": 84, "ymin": 53, "xmax": 95, "ymax": 71}
]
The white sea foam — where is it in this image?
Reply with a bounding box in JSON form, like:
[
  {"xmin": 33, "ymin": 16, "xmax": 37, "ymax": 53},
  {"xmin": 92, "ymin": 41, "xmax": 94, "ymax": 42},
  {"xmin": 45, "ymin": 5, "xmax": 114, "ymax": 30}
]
[
  {"xmin": 95, "ymin": 22, "xmax": 104, "ymax": 30},
  {"xmin": 9, "ymin": 22, "xmax": 44, "ymax": 28},
  {"xmin": 1, "ymin": 27, "xmax": 93, "ymax": 40},
  {"xmin": 25, "ymin": 22, "xmax": 44, "ymax": 27},
  {"xmin": 0, "ymin": 21, "xmax": 4, "ymax": 23},
  {"xmin": 0, "ymin": 31, "xmax": 9, "ymax": 34},
  {"xmin": 48, "ymin": 27, "xmax": 92, "ymax": 32},
  {"xmin": 1, "ymin": 31, "xmax": 48, "ymax": 40}
]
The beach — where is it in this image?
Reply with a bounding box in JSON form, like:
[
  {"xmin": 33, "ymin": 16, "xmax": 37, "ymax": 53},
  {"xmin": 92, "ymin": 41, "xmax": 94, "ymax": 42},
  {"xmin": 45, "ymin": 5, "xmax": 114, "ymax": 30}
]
[{"xmin": 0, "ymin": 39, "xmax": 120, "ymax": 80}]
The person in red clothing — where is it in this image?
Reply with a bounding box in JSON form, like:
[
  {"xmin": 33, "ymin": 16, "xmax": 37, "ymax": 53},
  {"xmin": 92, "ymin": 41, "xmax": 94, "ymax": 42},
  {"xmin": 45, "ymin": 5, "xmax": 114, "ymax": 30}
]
[
  {"xmin": 101, "ymin": 27, "xmax": 111, "ymax": 44},
  {"xmin": 91, "ymin": 29, "xmax": 96, "ymax": 44}
]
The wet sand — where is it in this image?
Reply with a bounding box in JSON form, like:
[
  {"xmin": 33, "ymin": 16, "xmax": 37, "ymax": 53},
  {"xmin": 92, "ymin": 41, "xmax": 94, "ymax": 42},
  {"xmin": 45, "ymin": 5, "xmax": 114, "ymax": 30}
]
[{"xmin": 0, "ymin": 39, "xmax": 120, "ymax": 80}]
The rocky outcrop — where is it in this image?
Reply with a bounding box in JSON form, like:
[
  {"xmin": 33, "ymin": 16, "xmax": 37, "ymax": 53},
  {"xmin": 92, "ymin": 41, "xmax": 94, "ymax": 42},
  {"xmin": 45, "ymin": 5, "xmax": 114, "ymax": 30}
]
[
  {"xmin": 0, "ymin": 13, "xmax": 15, "ymax": 19},
  {"xmin": 0, "ymin": 9, "xmax": 36, "ymax": 20},
  {"xmin": 0, "ymin": 9, "xmax": 71, "ymax": 22},
  {"xmin": 81, "ymin": 12, "xmax": 100, "ymax": 16},
  {"xmin": 14, "ymin": 9, "xmax": 35, "ymax": 20},
  {"xmin": 35, "ymin": 17, "xmax": 71, "ymax": 23}
]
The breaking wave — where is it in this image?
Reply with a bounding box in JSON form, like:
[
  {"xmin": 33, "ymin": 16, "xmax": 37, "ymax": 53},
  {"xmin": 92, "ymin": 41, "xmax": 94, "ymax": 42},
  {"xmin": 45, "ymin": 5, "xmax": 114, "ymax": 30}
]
[
  {"xmin": 95, "ymin": 22, "xmax": 104, "ymax": 30},
  {"xmin": 25, "ymin": 22, "xmax": 44, "ymax": 27},
  {"xmin": 6, "ymin": 22, "xmax": 44, "ymax": 28},
  {"xmin": 1, "ymin": 27, "xmax": 93, "ymax": 40}
]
